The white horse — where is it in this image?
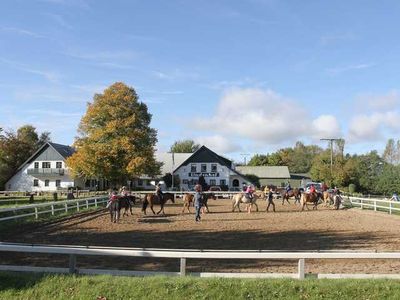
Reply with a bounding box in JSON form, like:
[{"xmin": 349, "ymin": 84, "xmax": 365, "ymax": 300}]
[{"xmin": 231, "ymin": 192, "xmax": 261, "ymax": 213}]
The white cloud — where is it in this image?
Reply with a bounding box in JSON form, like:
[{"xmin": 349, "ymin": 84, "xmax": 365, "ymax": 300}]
[
  {"xmin": 312, "ymin": 115, "xmax": 341, "ymax": 139},
  {"xmin": 194, "ymin": 135, "xmax": 242, "ymax": 153},
  {"xmin": 151, "ymin": 69, "xmax": 200, "ymax": 81},
  {"xmin": 357, "ymin": 90, "xmax": 400, "ymax": 111},
  {"xmin": 192, "ymin": 88, "xmax": 342, "ymax": 147},
  {"xmin": 0, "ymin": 58, "xmax": 59, "ymax": 82},
  {"xmin": 0, "ymin": 26, "xmax": 44, "ymax": 38},
  {"xmin": 326, "ymin": 63, "xmax": 375, "ymax": 74},
  {"xmin": 348, "ymin": 111, "xmax": 400, "ymax": 142}
]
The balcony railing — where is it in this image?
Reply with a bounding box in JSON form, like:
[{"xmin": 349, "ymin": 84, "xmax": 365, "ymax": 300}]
[{"xmin": 27, "ymin": 168, "xmax": 67, "ymax": 176}]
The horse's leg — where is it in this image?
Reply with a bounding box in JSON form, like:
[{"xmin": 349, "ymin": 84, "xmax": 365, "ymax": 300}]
[
  {"xmin": 150, "ymin": 203, "xmax": 156, "ymax": 215},
  {"xmin": 205, "ymin": 203, "xmax": 209, "ymax": 213},
  {"xmin": 254, "ymin": 203, "xmax": 259, "ymax": 212},
  {"xmin": 156, "ymin": 204, "xmax": 163, "ymax": 215},
  {"xmin": 272, "ymin": 201, "xmax": 276, "ymax": 212}
]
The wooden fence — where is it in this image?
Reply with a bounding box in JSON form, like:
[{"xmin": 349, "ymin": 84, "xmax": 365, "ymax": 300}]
[
  {"xmin": 0, "ymin": 242, "xmax": 400, "ymax": 279},
  {"xmin": 349, "ymin": 196, "xmax": 400, "ymax": 214},
  {"xmin": 0, "ymin": 196, "xmax": 108, "ymax": 222}
]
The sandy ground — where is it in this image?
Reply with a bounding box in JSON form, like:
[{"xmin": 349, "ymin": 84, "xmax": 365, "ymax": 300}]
[{"xmin": 1, "ymin": 198, "xmax": 400, "ymax": 274}]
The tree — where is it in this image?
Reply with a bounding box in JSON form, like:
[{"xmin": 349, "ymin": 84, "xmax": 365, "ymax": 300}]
[
  {"xmin": 0, "ymin": 125, "xmax": 51, "ymax": 189},
  {"xmin": 66, "ymin": 82, "xmax": 161, "ymax": 185},
  {"xmin": 383, "ymin": 139, "xmax": 400, "ymax": 165},
  {"xmin": 170, "ymin": 140, "xmax": 200, "ymax": 153},
  {"xmin": 162, "ymin": 173, "xmax": 180, "ymax": 189},
  {"xmin": 244, "ymin": 174, "xmax": 260, "ymax": 188}
]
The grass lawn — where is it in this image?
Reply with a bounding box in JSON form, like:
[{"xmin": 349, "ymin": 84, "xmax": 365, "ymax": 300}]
[{"xmin": 0, "ymin": 272, "xmax": 400, "ymax": 300}]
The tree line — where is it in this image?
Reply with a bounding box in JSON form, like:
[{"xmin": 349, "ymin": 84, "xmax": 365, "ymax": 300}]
[{"xmin": 247, "ymin": 139, "xmax": 400, "ymax": 195}]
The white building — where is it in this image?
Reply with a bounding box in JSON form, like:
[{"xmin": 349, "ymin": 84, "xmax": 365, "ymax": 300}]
[
  {"xmin": 171, "ymin": 146, "xmax": 249, "ymax": 190},
  {"xmin": 5, "ymin": 142, "xmax": 85, "ymax": 192}
]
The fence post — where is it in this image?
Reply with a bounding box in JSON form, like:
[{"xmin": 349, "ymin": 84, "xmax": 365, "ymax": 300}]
[
  {"xmin": 389, "ymin": 201, "xmax": 392, "ymax": 215},
  {"xmin": 94, "ymin": 198, "xmax": 98, "ymax": 208},
  {"xmin": 34, "ymin": 207, "xmax": 38, "ymax": 219},
  {"xmin": 374, "ymin": 200, "xmax": 377, "ymax": 211},
  {"xmin": 298, "ymin": 259, "xmax": 305, "ymax": 279},
  {"xmin": 180, "ymin": 258, "xmax": 186, "ymax": 276},
  {"xmin": 65, "ymin": 203, "xmax": 68, "ymax": 213},
  {"xmin": 51, "ymin": 204, "xmax": 54, "ymax": 216},
  {"xmin": 76, "ymin": 202, "xmax": 80, "ymax": 212},
  {"xmin": 360, "ymin": 199, "xmax": 363, "ymax": 210},
  {"xmin": 69, "ymin": 254, "xmax": 77, "ymax": 274},
  {"xmin": 86, "ymin": 200, "xmax": 89, "ymax": 209}
]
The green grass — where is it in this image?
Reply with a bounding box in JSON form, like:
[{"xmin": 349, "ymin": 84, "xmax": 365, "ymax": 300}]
[{"xmin": 0, "ymin": 273, "xmax": 400, "ymax": 300}]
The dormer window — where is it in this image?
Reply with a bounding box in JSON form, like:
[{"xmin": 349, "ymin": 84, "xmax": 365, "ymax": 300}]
[
  {"xmin": 34, "ymin": 162, "xmax": 39, "ymax": 169},
  {"xmin": 42, "ymin": 162, "xmax": 51, "ymax": 168},
  {"xmin": 191, "ymin": 164, "xmax": 197, "ymax": 172},
  {"xmin": 56, "ymin": 162, "xmax": 62, "ymax": 169}
]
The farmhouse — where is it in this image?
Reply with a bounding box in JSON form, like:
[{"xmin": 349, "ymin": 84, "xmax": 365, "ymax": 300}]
[
  {"xmin": 5, "ymin": 142, "xmax": 109, "ymax": 192},
  {"xmin": 171, "ymin": 146, "xmax": 249, "ymax": 190}
]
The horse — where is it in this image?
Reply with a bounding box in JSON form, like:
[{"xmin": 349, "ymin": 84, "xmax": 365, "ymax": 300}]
[
  {"xmin": 108, "ymin": 199, "xmax": 120, "ymax": 223},
  {"xmin": 322, "ymin": 191, "xmax": 334, "ymax": 207},
  {"xmin": 300, "ymin": 192, "xmax": 320, "ymax": 211},
  {"xmin": 333, "ymin": 194, "xmax": 343, "ymax": 210},
  {"xmin": 142, "ymin": 192, "xmax": 175, "ymax": 215},
  {"xmin": 118, "ymin": 195, "xmax": 136, "ymax": 216},
  {"xmin": 232, "ymin": 192, "xmax": 260, "ymax": 213},
  {"xmin": 280, "ymin": 188, "xmax": 301, "ymax": 205},
  {"xmin": 182, "ymin": 193, "xmax": 194, "ymax": 213},
  {"xmin": 201, "ymin": 193, "xmax": 217, "ymax": 213}
]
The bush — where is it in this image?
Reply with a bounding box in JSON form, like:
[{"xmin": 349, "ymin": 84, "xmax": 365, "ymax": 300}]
[{"xmin": 348, "ymin": 183, "xmax": 356, "ymax": 194}]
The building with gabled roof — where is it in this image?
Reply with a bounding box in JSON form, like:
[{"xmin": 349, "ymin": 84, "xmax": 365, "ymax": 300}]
[{"xmin": 5, "ymin": 142, "xmax": 88, "ymax": 192}]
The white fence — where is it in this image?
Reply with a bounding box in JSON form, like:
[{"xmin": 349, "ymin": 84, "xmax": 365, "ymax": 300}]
[
  {"xmin": 0, "ymin": 242, "xmax": 400, "ymax": 279},
  {"xmin": 0, "ymin": 196, "xmax": 108, "ymax": 222},
  {"xmin": 349, "ymin": 196, "xmax": 400, "ymax": 215}
]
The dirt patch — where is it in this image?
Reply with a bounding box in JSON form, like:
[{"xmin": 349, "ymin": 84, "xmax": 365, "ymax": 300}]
[{"xmin": 1, "ymin": 199, "xmax": 400, "ymax": 274}]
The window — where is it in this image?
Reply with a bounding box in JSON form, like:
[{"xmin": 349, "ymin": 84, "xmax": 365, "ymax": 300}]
[
  {"xmin": 211, "ymin": 164, "xmax": 217, "ymax": 172},
  {"xmin": 220, "ymin": 179, "xmax": 226, "ymax": 186},
  {"xmin": 85, "ymin": 180, "xmax": 90, "ymax": 187},
  {"xmin": 33, "ymin": 179, "xmax": 39, "ymax": 187},
  {"xmin": 138, "ymin": 179, "xmax": 143, "ymax": 186},
  {"xmin": 45, "ymin": 180, "xmax": 49, "ymax": 187},
  {"xmin": 91, "ymin": 179, "xmax": 97, "ymax": 187},
  {"xmin": 201, "ymin": 164, "xmax": 207, "ymax": 172},
  {"xmin": 191, "ymin": 164, "xmax": 197, "ymax": 172},
  {"xmin": 34, "ymin": 162, "xmax": 39, "ymax": 169},
  {"xmin": 56, "ymin": 162, "xmax": 62, "ymax": 168},
  {"xmin": 42, "ymin": 162, "xmax": 51, "ymax": 168},
  {"xmin": 182, "ymin": 179, "xmax": 188, "ymax": 184},
  {"xmin": 209, "ymin": 179, "xmax": 216, "ymax": 186},
  {"xmin": 56, "ymin": 180, "xmax": 61, "ymax": 187}
]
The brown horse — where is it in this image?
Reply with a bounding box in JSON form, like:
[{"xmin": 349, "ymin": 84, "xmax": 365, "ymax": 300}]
[
  {"xmin": 280, "ymin": 188, "xmax": 301, "ymax": 205},
  {"xmin": 142, "ymin": 192, "xmax": 175, "ymax": 215},
  {"xmin": 300, "ymin": 192, "xmax": 320, "ymax": 211},
  {"xmin": 322, "ymin": 191, "xmax": 334, "ymax": 207},
  {"xmin": 201, "ymin": 193, "xmax": 217, "ymax": 213},
  {"xmin": 182, "ymin": 193, "xmax": 194, "ymax": 213}
]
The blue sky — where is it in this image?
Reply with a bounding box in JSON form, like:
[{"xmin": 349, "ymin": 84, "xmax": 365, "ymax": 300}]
[{"xmin": 1, "ymin": 0, "xmax": 400, "ymax": 162}]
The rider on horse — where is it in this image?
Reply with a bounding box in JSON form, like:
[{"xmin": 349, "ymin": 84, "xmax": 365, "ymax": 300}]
[
  {"xmin": 107, "ymin": 190, "xmax": 119, "ymax": 208},
  {"xmin": 285, "ymin": 181, "xmax": 292, "ymax": 193},
  {"xmin": 156, "ymin": 182, "xmax": 163, "ymax": 202},
  {"xmin": 245, "ymin": 184, "xmax": 254, "ymax": 200}
]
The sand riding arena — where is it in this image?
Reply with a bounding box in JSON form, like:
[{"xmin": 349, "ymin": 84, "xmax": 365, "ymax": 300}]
[{"xmin": 1, "ymin": 198, "xmax": 400, "ymax": 275}]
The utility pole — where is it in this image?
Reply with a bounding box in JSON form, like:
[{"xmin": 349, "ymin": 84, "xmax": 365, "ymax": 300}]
[
  {"xmin": 171, "ymin": 151, "xmax": 175, "ymax": 189},
  {"xmin": 320, "ymin": 138, "xmax": 342, "ymax": 174},
  {"xmin": 240, "ymin": 153, "xmax": 250, "ymax": 165}
]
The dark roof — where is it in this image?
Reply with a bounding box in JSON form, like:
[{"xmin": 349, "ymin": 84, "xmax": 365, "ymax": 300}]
[
  {"xmin": 48, "ymin": 142, "xmax": 75, "ymax": 159},
  {"xmin": 174, "ymin": 145, "xmax": 233, "ymax": 171},
  {"xmin": 290, "ymin": 173, "xmax": 311, "ymax": 180}
]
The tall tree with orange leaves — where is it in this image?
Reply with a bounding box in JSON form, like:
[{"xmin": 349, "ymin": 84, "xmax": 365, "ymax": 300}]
[{"xmin": 66, "ymin": 82, "xmax": 161, "ymax": 185}]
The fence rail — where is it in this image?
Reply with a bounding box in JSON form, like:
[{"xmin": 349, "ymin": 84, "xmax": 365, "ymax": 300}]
[
  {"xmin": 0, "ymin": 196, "xmax": 108, "ymax": 222},
  {"xmin": 1, "ymin": 242, "xmax": 400, "ymax": 279},
  {"xmin": 349, "ymin": 196, "xmax": 400, "ymax": 214}
]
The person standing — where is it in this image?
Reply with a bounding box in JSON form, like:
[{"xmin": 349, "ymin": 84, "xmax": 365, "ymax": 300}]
[
  {"xmin": 194, "ymin": 184, "xmax": 203, "ymax": 222},
  {"xmin": 266, "ymin": 190, "xmax": 276, "ymax": 212}
]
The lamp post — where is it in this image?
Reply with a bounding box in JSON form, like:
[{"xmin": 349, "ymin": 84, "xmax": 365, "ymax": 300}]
[
  {"xmin": 171, "ymin": 151, "xmax": 175, "ymax": 190},
  {"xmin": 320, "ymin": 138, "xmax": 342, "ymax": 175}
]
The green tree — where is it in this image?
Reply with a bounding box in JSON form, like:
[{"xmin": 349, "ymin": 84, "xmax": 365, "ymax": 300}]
[
  {"xmin": 383, "ymin": 138, "xmax": 400, "ymax": 165},
  {"xmin": 248, "ymin": 154, "xmax": 269, "ymax": 166},
  {"xmin": 66, "ymin": 82, "xmax": 161, "ymax": 185},
  {"xmin": 162, "ymin": 173, "xmax": 180, "ymax": 189},
  {"xmin": 0, "ymin": 125, "xmax": 51, "ymax": 189},
  {"xmin": 170, "ymin": 140, "xmax": 200, "ymax": 153}
]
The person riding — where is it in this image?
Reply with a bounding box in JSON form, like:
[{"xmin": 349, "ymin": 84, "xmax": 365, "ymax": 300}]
[
  {"xmin": 156, "ymin": 183, "xmax": 163, "ymax": 202},
  {"xmin": 321, "ymin": 182, "xmax": 328, "ymax": 192},
  {"xmin": 120, "ymin": 186, "xmax": 128, "ymax": 197},
  {"xmin": 309, "ymin": 184, "xmax": 316, "ymax": 194},
  {"xmin": 390, "ymin": 192, "xmax": 399, "ymax": 202},
  {"xmin": 285, "ymin": 181, "xmax": 292, "ymax": 193},
  {"xmin": 245, "ymin": 184, "xmax": 254, "ymax": 200}
]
